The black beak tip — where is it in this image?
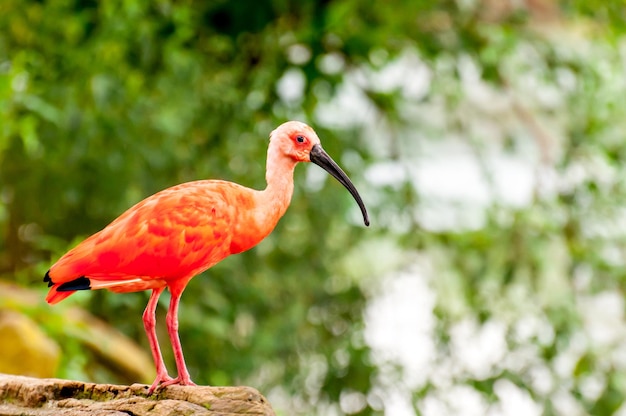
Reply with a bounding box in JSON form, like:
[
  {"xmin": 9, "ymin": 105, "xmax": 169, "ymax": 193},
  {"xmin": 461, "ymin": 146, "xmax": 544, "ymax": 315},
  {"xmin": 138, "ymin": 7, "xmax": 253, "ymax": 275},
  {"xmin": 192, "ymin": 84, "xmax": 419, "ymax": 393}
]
[{"xmin": 310, "ymin": 144, "xmax": 370, "ymax": 228}]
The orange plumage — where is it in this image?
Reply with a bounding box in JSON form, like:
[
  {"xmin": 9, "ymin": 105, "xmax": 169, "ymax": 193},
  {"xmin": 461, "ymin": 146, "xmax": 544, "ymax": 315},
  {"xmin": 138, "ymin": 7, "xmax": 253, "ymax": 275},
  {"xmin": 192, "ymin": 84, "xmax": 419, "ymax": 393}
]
[
  {"xmin": 46, "ymin": 181, "xmax": 265, "ymax": 302},
  {"xmin": 44, "ymin": 121, "xmax": 369, "ymax": 393}
]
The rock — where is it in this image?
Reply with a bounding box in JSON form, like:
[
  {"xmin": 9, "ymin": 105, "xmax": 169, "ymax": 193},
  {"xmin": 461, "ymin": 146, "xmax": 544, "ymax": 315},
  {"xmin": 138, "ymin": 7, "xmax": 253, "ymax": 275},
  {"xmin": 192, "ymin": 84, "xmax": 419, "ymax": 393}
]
[
  {"xmin": 0, "ymin": 311, "xmax": 60, "ymax": 378},
  {"xmin": 0, "ymin": 374, "xmax": 275, "ymax": 415},
  {"xmin": 0, "ymin": 281, "xmax": 155, "ymax": 384}
]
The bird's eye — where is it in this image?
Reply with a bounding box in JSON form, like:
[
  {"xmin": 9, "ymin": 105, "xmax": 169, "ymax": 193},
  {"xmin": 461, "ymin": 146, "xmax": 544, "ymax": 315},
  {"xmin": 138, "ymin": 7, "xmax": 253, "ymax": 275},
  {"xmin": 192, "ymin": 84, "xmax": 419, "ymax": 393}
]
[{"xmin": 296, "ymin": 135, "xmax": 305, "ymax": 143}]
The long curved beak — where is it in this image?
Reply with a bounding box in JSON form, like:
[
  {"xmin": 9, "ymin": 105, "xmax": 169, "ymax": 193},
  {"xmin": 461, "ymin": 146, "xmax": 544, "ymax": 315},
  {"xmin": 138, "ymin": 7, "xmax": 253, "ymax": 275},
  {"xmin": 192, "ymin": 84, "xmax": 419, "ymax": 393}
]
[{"xmin": 309, "ymin": 144, "xmax": 370, "ymax": 226}]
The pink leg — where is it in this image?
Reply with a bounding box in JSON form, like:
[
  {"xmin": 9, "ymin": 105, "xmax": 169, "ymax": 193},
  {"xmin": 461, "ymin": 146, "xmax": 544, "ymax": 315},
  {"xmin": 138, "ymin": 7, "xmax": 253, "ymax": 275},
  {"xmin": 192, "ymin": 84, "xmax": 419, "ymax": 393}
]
[
  {"xmin": 143, "ymin": 287, "xmax": 174, "ymax": 394},
  {"xmin": 160, "ymin": 284, "xmax": 196, "ymax": 387}
]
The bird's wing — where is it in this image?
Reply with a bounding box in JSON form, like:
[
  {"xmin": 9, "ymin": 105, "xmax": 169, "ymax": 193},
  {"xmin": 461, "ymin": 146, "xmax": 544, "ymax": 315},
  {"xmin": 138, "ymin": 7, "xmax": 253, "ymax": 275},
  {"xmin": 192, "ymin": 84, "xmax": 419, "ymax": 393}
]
[{"xmin": 48, "ymin": 180, "xmax": 240, "ymax": 284}]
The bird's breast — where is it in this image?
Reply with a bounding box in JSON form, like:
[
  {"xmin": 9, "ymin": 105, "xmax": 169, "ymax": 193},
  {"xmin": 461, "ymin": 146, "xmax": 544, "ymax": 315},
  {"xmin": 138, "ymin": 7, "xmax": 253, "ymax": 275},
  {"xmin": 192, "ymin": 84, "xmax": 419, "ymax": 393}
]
[
  {"xmin": 229, "ymin": 232, "xmax": 264, "ymax": 255},
  {"xmin": 228, "ymin": 211, "xmax": 268, "ymax": 255}
]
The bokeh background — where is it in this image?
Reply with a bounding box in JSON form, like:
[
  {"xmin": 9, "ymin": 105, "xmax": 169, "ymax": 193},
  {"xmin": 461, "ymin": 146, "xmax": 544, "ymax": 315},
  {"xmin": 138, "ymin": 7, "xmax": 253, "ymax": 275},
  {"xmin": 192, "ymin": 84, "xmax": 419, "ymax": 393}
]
[{"xmin": 2, "ymin": 0, "xmax": 626, "ymax": 415}]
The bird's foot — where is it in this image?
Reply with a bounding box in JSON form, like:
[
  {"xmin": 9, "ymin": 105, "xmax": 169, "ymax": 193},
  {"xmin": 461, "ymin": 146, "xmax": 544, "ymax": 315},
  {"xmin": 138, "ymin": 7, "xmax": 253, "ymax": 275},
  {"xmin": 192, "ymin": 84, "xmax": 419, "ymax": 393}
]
[
  {"xmin": 147, "ymin": 373, "xmax": 175, "ymax": 395},
  {"xmin": 159, "ymin": 375, "xmax": 197, "ymax": 388},
  {"xmin": 147, "ymin": 374, "xmax": 196, "ymax": 394}
]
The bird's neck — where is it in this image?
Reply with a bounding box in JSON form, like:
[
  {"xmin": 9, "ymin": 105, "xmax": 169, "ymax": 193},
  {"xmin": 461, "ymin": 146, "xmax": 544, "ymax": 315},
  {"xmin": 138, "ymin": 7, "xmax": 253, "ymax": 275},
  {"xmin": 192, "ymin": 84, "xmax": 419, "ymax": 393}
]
[
  {"xmin": 229, "ymin": 142, "xmax": 305, "ymax": 256},
  {"xmin": 229, "ymin": 147, "xmax": 298, "ymax": 255},
  {"xmin": 259, "ymin": 149, "xmax": 297, "ymax": 222}
]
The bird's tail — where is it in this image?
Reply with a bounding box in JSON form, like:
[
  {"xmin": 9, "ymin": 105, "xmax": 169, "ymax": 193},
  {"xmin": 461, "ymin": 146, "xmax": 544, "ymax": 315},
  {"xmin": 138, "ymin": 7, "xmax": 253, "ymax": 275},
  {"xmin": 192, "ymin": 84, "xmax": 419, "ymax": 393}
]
[
  {"xmin": 44, "ymin": 270, "xmax": 90, "ymax": 304},
  {"xmin": 45, "ymin": 286, "xmax": 76, "ymax": 305}
]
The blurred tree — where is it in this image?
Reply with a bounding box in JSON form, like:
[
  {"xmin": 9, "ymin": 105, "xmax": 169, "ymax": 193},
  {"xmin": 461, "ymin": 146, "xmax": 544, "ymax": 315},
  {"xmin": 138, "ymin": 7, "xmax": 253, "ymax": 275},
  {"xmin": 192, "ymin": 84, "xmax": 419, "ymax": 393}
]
[{"xmin": 2, "ymin": 0, "xmax": 626, "ymax": 415}]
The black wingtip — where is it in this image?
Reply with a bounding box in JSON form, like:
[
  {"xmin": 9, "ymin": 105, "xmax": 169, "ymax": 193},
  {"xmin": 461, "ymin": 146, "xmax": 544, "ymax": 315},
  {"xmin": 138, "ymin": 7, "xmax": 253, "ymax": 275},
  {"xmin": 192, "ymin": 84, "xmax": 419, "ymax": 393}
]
[
  {"xmin": 44, "ymin": 270, "xmax": 54, "ymax": 287},
  {"xmin": 57, "ymin": 276, "xmax": 91, "ymax": 292}
]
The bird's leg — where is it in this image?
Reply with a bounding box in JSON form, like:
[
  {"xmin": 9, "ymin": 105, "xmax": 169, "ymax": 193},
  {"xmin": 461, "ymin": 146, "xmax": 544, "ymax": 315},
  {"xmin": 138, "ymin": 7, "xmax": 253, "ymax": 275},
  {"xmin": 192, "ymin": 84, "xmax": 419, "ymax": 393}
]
[
  {"xmin": 160, "ymin": 284, "xmax": 196, "ymax": 387},
  {"xmin": 143, "ymin": 287, "xmax": 174, "ymax": 394}
]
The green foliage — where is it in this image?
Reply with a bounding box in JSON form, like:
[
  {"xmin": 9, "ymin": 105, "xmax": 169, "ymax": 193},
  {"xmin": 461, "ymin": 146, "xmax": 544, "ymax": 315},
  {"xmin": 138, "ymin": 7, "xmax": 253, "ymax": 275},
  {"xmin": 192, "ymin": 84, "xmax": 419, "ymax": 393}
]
[{"xmin": 2, "ymin": 0, "xmax": 626, "ymax": 414}]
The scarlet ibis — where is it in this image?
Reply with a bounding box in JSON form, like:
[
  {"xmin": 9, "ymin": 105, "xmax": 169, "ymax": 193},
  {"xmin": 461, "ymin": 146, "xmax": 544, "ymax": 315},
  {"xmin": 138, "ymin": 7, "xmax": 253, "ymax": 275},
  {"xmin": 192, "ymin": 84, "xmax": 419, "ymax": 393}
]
[{"xmin": 44, "ymin": 121, "xmax": 369, "ymax": 393}]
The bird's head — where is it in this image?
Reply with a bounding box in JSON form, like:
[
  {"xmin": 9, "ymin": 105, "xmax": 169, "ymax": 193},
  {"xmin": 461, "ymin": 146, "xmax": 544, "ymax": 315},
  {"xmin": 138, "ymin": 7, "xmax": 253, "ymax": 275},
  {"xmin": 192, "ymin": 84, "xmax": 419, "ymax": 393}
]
[
  {"xmin": 270, "ymin": 120, "xmax": 321, "ymax": 163},
  {"xmin": 270, "ymin": 121, "xmax": 370, "ymax": 226}
]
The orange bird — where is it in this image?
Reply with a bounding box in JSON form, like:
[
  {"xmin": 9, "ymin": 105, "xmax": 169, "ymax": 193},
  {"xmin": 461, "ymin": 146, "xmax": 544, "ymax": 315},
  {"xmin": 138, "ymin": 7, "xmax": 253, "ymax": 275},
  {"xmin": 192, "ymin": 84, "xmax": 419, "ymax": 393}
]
[{"xmin": 44, "ymin": 121, "xmax": 369, "ymax": 393}]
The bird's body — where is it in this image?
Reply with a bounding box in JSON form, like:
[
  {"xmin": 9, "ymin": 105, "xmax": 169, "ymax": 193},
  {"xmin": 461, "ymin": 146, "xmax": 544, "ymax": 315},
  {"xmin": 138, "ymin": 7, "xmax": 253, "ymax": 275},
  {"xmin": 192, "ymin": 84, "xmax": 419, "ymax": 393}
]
[
  {"xmin": 44, "ymin": 121, "xmax": 369, "ymax": 393},
  {"xmin": 46, "ymin": 179, "xmax": 289, "ymax": 304}
]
